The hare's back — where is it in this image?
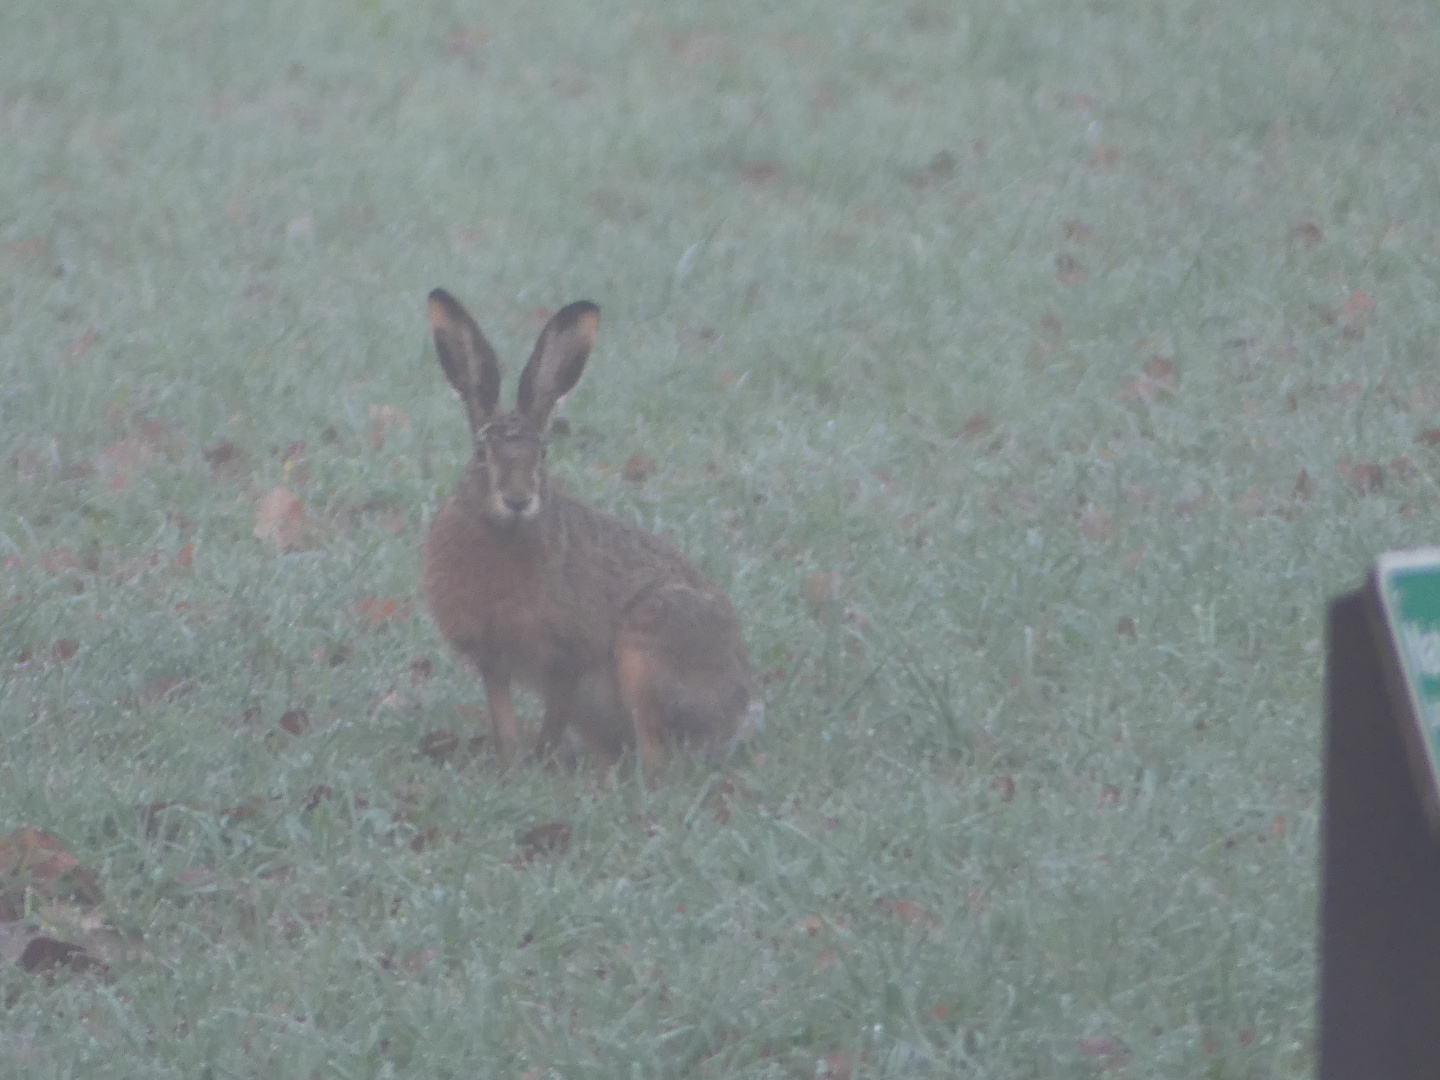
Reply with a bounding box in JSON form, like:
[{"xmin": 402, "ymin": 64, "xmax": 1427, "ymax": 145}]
[{"xmin": 551, "ymin": 493, "xmax": 722, "ymax": 595}]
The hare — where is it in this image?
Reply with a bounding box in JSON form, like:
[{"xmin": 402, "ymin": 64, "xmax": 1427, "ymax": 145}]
[{"xmin": 421, "ymin": 288, "xmax": 761, "ymax": 770}]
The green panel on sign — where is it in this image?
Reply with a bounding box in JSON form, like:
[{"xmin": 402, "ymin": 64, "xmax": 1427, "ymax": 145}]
[{"xmin": 1375, "ymin": 549, "xmax": 1440, "ymax": 816}]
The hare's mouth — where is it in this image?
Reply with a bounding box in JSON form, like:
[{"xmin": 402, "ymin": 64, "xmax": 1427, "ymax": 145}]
[{"xmin": 486, "ymin": 492, "xmax": 541, "ymax": 522}]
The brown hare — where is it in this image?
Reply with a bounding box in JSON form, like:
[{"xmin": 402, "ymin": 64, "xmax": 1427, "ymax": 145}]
[{"xmin": 421, "ymin": 289, "xmax": 761, "ymax": 770}]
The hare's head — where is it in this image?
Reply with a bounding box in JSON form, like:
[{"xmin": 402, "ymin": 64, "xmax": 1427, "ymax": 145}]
[{"xmin": 428, "ymin": 289, "xmax": 598, "ymax": 524}]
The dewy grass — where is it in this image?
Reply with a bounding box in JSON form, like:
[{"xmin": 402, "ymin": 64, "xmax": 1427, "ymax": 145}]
[{"xmin": 1, "ymin": 0, "xmax": 1437, "ymax": 1075}]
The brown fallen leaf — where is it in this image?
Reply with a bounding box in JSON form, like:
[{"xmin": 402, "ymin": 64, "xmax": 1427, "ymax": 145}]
[
  {"xmin": 0, "ymin": 827, "xmax": 102, "ymax": 908},
  {"xmin": 1141, "ymin": 355, "xmax": 1176, "ymax": 387},
  {"xmin": 1339, "ymin": 288, "xmax": 1375, "ymax": 338},
  {"xmin": 51, "ymin": 639, "xmax": 79, "ymax": 663},
  {"xmin": 444, "ymin": 26, "xmax": 490, "ymax": 57},
  {"xmin": 223, "ymin": 795, "xmax": 271, "ymax": 821},
  {"xmin": 882, "ymin": 898, "xmax": 939, "ymax": 928},
  {"xmin": 419, "ymin": 729, "xmax": 461, "ymax": 764},
  {"xmin": 368, "ymin": 404, "xmax": 410, "ymax": 452},
  {"xmin": 1292, "ymin": 468, "xmax": 1314, "ymax": 501},
  {"xmin": 399, "ymin": 945, "xmax": 437, "ymax": 973},
  {"xmin": 137, "ymin": 675, "xmax": 190, "ymax": 705},
  {"xmin": 906, "ymin": 150, "xmax": 956, "ymax": 189},
  {"xmin": 1116, "ymin": 615, "xmax": 1137, "ymax": 639},
  {"xmin": 1174, "ymin": 492, "xmax": 1210, "ymax": 516},
  {"xmin": 954, "ymin": 410, "xmax": 991, "ymax": 441},
  {"xmin": 737, "ymin": 160, "xmax": 782, "ymax": 189},
  {"xmin": 70, "ymin": 329, "xmax": 98, "ymax": 358},
  {"xmin": 516, "ymin": 822, "xmax": 572, "ymax": 860},
  {"xmin": 355, "ymin": 597, "xmax": 413, "ymax": 626},
  {"xmin": 1235, "ymin": 488, "xmax": 1265, "ymax": 516},
  {"xmin": 622, "ymin": 455, "xmax": 658, "ymax": 483},
  {"xmin": 202, "ymin": 440, "xmax": 247, "ymax": 477},
  {"xmin": 19, "ymin": 935, "xmax": 105, "ymax": 975},
  {"xmin": 796, "ymin": 914, "xmax": 826, "ymax": 937},
  {"xmin": 1055, "ymin": 253, "xmax": 1089, "ymax": 287},
  {"xmin": 253, "ymin": 486, "xmax": 307, "ymax": 549},
  {"xmin": 5, "ymin": 236, "xmax": 48, "ymax": 258},
  {"xmin": 1078, "ymin": 507, "xmax": 1113, "ymax": 542},
  {"xmin": 989, "ymin": 775, "xmax": 1016, "ymax": 802},
  {"xmin": 1078, "ymin": 1034, "xmax": 1129, "ymax": 1069},
  {"xmin": 102, "ymin": 438, "xmax": 157, "ymax": 472},
  {"xmin": 804, "ymin": 571, "xmax": 840, "ymax": 610},
  {"xmin": 278, "ymin": 708, "xmax": 310, "ymax": 736},
  {"xmin": 1291, "ymin": 221, "xmax": 1324, "ymax": 247},
  {"xmin": 1088, "ymin": 142, "xmax": 1122, "ymax": 169},
  {"xmin": 1416, "ymin": 429, "xmax": 1440, "ymax": 449},
  {"xmin": 1337, "ymin": 460, "xmax": 1384, "ymax": 494}
]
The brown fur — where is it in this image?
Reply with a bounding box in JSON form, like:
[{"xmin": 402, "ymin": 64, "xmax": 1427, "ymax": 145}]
[{"xmin": 421, "ymin": 289, "xmax": 760, "ymax": 767}]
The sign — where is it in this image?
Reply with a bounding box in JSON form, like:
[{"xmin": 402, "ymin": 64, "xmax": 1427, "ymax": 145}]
[{"xmin": 1372, "ymin": 548, "xmax": 1440, "ymax": 830}]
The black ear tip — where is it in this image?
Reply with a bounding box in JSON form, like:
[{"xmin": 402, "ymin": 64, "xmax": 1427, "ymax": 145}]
[
  {"xmin": 429, "ymin": 287, "xmax": 457, "ymax": 307},
  {"xmin": 552, "ymin": 300, "xmax": 600, "ymax": 333}
]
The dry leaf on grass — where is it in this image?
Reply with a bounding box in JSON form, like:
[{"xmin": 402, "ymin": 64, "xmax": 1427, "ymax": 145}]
[
  {"xmin": 1117, "ymin": 356, "xmax": 1177, "ymax": 403},
  {"xmin": 516, "ymin": 822, "xmax": 571, "ymax": 860},
  {"xmin": 202, "ymin": 440, "xmax": 247, "ymax": 478},
  {"xmin": 0, "ymin": 827, "xmax": 102, "ymax": 910},
  {"xmin": 1337, "ymin": 461, "xmax": 1384, "ymax": 494},
  {"xmin": 1339, "ymin": 288, "xmax": 1375, "ymax": 337},
  {"xmin": 1174, "ymin": 492, "xmax": 1210, "ymax": 517},
  {"xmin": 1078, "ymin": 1035, "xmax": 1130, "ymax": 1070},
  {"xmin": 444, "ymin": 26, "xmax": 489, "ymax": 57},
  {"xmin": 278, "ymin": 708, "xmax": 310, "ymax": 736},
  {"xmin": 1235, "ymin": 488, "xmax": 1265, "ymax": 516},
  {"xmin": 1292, "ymin": 468, "xmax": 1314, "ymax": 501},
  {"xmin": 881, "ymin": 898, "xmax": 939, "ymax": 928},
  {"xmin": 1055, "ymin": 253, "xmax": 1089, "ymax": 287},
  {"xmin": 804, "ymin": 571, "xmax": 840, "ymax": 611},
  {"xmin": 368, "ymin": 404, "xmax": 410, "ymax": 452},
  {"xmin": 419, "ymin": 729, "xmax": 462, "ymax": 764},
  {"xmin": 953, "ymin": 410, "xmax": 991, "ymax": 441},
  {"xmin": 622, "ymin": 455, "xmax": 658, "ymax": 483},
  {"xmin": 738, "ymin": 160, "xmax": 782, "ymax": 189},
  {"xmin": 253, "ymin": 486, "xmax": 307, "ymax": 549},
  {"xmin": 354, "ymin": 597, "xmax": 414, "ymax": 626},
  {"xmin": 1088, "ymin": 142, "xmax": 1122, "ymax": 168},
  {"xmin": 1078, "ymin": 507, "xmax": 1113, "ymax": 542},
  {"xmin": 69, "ymin": 328, "xmax": 98, "ymax": 358}
]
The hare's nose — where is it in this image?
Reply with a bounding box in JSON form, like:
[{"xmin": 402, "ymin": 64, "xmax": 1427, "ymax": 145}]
[{"xmin": 504, "ymin": 495, "xmax": 531, "ymax": 515}]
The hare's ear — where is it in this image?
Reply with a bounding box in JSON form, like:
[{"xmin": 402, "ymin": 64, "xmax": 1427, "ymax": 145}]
[
  {"xmin": 428, "ymin": 288, "xmax": 501, "ymax": 435},
  {"xmin": 516, "ymin": 301, "xmax": 599, "ymax": 428}
]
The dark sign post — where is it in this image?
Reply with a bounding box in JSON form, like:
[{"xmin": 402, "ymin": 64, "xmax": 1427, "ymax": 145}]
[{"xmin": 1321, "ymin": 551, "xmax": 1440, "ymax": 1077}]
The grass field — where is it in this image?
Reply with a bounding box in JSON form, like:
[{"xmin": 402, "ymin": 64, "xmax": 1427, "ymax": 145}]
[{"xmin": 3, "ymin": 0, "xmax": 1439, "ymax": 1075}]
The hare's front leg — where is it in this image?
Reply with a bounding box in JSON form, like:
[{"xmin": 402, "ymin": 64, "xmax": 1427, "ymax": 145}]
[
  {"xmin": 533, "ymin": 678, "xmax": 577, "ymax": 764},
  {"xmin": 480, "ymin": 672, "xmax": 521, "ymax": 761}
]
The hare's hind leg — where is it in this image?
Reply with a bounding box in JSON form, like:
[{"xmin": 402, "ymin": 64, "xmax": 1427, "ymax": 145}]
[
  {"xmin": 614, "ymin": 642, "xmax": 668, "ymax": 771},
  {"xmin": 480, "ymin": 672, "xmax": 521, "ymax": 762}
]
